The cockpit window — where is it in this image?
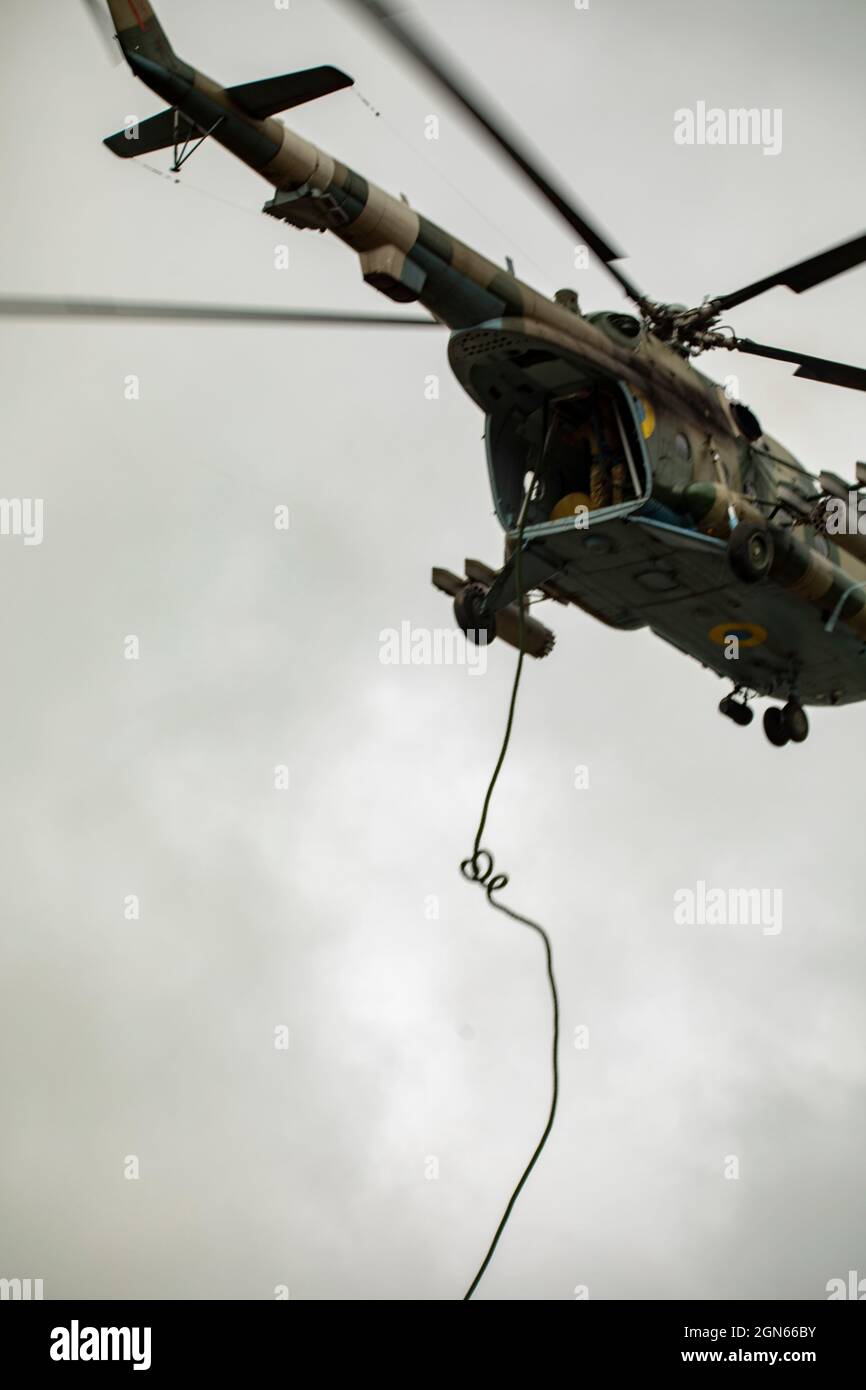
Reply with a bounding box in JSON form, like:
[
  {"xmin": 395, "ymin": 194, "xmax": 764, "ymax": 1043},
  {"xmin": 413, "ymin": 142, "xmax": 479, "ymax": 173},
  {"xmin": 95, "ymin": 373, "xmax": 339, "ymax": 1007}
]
[{"xmin": 608, "ymin": 313, "xmax": 641, "ymax": 339}]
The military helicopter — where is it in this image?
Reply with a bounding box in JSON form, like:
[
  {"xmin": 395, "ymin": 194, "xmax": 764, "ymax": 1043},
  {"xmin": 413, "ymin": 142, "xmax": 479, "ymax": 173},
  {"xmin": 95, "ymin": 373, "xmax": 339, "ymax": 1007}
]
[{"xmin": 5, "ymin": 0, "xmax": 866, "ymax": 747}]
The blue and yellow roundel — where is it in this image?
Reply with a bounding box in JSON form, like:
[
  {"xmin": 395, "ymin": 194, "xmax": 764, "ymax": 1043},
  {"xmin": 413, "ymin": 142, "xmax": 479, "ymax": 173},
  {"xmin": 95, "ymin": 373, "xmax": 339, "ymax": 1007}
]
[
  {"xmin": 630, "ymin": 391, "xmax": 655, "ymax": 440},
  {"xmin": 709, "ymin": 621, "xmax": 768, "ymax": 648}
]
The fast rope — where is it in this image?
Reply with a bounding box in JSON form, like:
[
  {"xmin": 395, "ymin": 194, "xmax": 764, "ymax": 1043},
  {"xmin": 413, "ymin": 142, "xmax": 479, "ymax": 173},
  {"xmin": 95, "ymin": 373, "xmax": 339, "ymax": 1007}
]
[
  {"xmin": 459, "ymin": 472, "xmax": 560, "ymax": 1301},
  {"xmin": 137, "ymin": 160, "xmax": 262, "ymax": 222},
  {"xmin": 352, "ymin": 89, "xmax": 554, "ymax": 290}
]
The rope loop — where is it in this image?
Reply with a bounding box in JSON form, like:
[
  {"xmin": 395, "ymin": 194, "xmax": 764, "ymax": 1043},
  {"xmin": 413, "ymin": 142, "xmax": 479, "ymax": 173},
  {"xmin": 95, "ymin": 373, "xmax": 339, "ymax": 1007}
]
[{"xmin": 460, "ymin": 848, "xmax": 510, "ymax": 898}]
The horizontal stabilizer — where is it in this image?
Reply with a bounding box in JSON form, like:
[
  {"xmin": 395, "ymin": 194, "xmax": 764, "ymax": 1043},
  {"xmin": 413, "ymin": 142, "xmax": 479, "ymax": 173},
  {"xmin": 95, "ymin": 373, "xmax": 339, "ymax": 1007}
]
[
  {"xmin": 104, "ymin": 109, "xmax": 197, "ymax": 159},
  {"xmin": 103, "ymin": 65, "xmax": 353, "ymax": 159},
  {"xmin": 228, "ymin": 65, "xmax": 353, "ymax": 119}
]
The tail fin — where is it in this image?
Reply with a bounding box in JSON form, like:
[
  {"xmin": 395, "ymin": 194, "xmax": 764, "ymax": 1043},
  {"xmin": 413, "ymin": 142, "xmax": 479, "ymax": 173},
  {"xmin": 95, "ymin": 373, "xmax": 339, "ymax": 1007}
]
[{"xmin": 106, "ymin": 1, "xmax": 176, "ymax": 68}]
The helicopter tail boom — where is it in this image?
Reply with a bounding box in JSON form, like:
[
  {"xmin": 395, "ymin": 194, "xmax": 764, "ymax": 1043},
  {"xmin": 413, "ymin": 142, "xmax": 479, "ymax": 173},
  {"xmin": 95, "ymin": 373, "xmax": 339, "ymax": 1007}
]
[{"xmin": 98, "ymin": 0, "xmax": 574, "ymax": 333}]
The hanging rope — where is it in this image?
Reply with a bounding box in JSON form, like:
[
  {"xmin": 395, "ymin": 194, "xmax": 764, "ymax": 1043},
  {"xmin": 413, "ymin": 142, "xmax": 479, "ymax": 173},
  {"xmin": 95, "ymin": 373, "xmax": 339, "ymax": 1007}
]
[
  {"xmin": 136, "ymin": 160, "xmax": 263, "ymax": 221},
  {"xmin": 459, "ymin": 473, "xmax": 560, "ymax": 1301}
]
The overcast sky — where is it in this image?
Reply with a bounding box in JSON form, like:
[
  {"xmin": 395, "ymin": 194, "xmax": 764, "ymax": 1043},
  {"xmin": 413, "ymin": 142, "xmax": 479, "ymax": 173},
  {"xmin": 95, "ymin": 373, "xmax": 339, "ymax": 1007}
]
[{"xmin": 1, "ymin": 0, "xmax": 864, "ymax": 1300}]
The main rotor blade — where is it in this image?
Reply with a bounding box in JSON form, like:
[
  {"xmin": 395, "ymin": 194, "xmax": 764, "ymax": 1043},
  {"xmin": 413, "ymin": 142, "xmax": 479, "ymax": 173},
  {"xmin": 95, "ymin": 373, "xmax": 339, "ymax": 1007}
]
[
  {"xmin": 711, "ymin": 232, "xmax": 866, "ymax": 314},
  {"xmin": 734, "ymin": 337, "xmax": 866, "ymax": 394},
  {"xmin": 81, "ymin": 0, "xmax": 122, "ymax": 66},
  {"xmin": 342, "ymin": 0, "xmax": 643, "ymax": 305},
  {"xmin": 0, "ymin": 295, "xmax": 440, "ymax": 328}
]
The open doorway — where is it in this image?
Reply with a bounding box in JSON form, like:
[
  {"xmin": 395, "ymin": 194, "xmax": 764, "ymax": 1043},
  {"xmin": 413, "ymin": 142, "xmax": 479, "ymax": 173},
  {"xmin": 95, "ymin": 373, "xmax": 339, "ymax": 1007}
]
[
  {"xmin": 487, "ymin": 378, "xmax": 648, "ymax": 530},
  {"xmin": 538, "ymin": 387, "xmax": 643, "ymax": 520}
]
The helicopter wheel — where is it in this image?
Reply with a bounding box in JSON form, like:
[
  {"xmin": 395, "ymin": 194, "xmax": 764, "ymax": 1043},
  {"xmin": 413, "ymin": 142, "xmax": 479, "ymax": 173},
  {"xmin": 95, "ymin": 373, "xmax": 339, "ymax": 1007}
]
[
  {"xmin": 782, "ymin": 700, "xmax": 809, "ymax": 743},
  {"xmin": 719, "ymin": 694, "xmax": 753, "ymax": 726},
  {"xmin": 763, "ymin": 706, "xmax": 790, "ymax": 747},
  {"xmin": 727, "ymin": 522, "xmax": 774, "ymax": 583},
  {"xmin": 454, "ymin": 582, "xmax": 496, "ymax": 646}
]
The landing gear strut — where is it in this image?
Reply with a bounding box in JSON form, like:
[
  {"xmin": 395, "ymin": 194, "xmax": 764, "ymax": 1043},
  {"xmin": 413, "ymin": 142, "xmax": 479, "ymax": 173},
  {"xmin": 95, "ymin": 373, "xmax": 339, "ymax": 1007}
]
[
  {"xmin": 719, "ymin": 691, "xmax": 754, "ymax": 726},
  {"xmin": 720, "ymin": 688, "xmax": 810, "ymax": 745},
  {"xmin": 453, "ymin": 582, "xmax": 496, "ymax": 645},
  {"xmin": 763, "ymin": 701, "xmax": 809, "ymax": 747}
]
